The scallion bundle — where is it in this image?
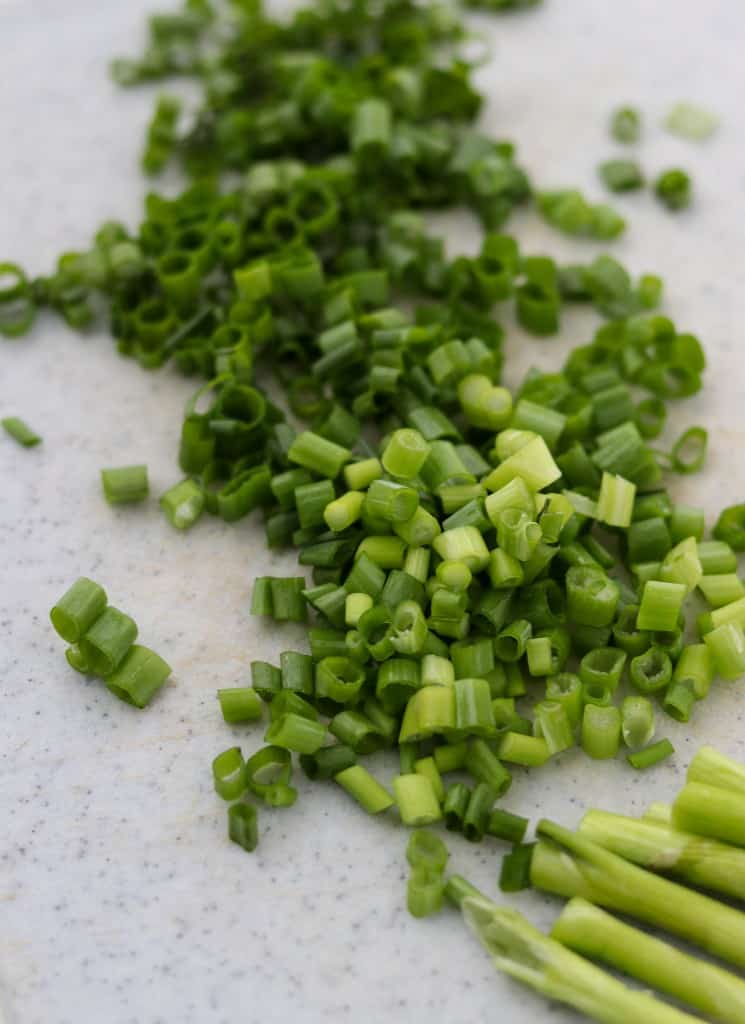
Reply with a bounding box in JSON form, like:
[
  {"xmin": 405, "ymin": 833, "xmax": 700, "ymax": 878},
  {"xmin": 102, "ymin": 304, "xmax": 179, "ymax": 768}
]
[{"xmin": 431, "ymin": 745, "xmax": 745, "ymax": 1024}]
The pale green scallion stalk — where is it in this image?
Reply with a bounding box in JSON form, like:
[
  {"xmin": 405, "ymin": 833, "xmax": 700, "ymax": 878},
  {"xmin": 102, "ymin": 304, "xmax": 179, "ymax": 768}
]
[
  {"xmin": 579, "ymin": 808, "xmax": 745, "ymax": 902},
  {"xmin": 553, "ymin": 898, "xmax": 745, "ymax": 1024},
  {"xmin": 644, "ymin": 802, "xmax": 673, "ymax": 824},
  {"xmin": 687, "ymin": 744, "xmax": 745, "ymax": 793},
  {"xmin": 672, "ymin": 782, "xmax": 745, "ymax": 847},
  {"xmin": 461, "ymin": 894, "xmax": 702, "ymax": 1024},
  {"xmin": 530, "ymin": 819, "xmax": 745, "ymax": 972}
]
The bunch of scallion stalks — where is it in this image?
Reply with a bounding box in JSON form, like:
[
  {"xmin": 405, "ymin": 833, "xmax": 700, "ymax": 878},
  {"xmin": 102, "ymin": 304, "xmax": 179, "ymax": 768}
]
[{"xmin": 409, "ymin": 744, "xmax": 745, "ymax": 1023}]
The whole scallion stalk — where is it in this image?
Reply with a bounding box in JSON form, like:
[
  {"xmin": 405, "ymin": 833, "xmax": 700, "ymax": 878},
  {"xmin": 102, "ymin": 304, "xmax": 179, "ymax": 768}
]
[
  {"xmin": 553, "ymin": 898, "xmax": 745, "ymax": 1024},
  {"xmin": 579, "ymin": 808, "xmax": 745, "ymax": 901},
  {"xmin": 461, "ymin": 894, "xmax": 702, "ymax": 1024},
  {"xmin": 531, "ymin": 819, "xmax": 745, "ymax": 972}
]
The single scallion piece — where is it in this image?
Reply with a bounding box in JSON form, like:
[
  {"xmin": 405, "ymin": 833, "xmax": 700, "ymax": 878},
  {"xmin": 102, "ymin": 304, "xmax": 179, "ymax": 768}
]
[
  {"xmin": 628, "ymin": 738, "xmax": 674, "ymax": 770},
  {"xmin": 228, "ymin": 802, "xmax": 258, "ymax": 853},
  {"xmin": 393, "ymin": 773, "xmax": 442, "ymax": 826},
  {"xmin": 2, "ymin": 416, "xmax": 41, "ymax": 447},
  {"xmin": 499, "ymin": 843, "xmax": 535, "ymax": 893},
  {"xmin": 673, "ymin": 644, "xmax": 712, "ymax": 700},
  {"xmin": 51, "ymin": 577, "xmax": 107, "ymax": 643},
  {"xmin": 655, "ymin": 169, "xmax": 692, "ymax": 211},
  {"xmin": 497, "ymin": 732, "xmax": 550, "ymax": 767},
  {"xmin": 381, "ymin": 428, "xmax": 430, "ymax": 480},
  {"xmin": 545, "ymin": 673, "xmax": 583, "ymax": 728},
  {"xmin": 598, "ymin": 159, "xmax": 644, "ymax": 192},
  {"xmin": 713, "ymin": 504, "xmax": 745, "ymax": 551},
  {"xmin": 78, "ymin": 606, "xmax": 138, "ymax": 677},
  {"xmin": 621, "ymin": 696, "xmax": 655, "ymax": 749},
  {"xmin": 101, "ymin": 464, "xmax": 149, "ymax": 504},
  {"xmin": 637, "ymin": 580, "xmax": 686, "ymax": 632},
  {"xmin": 288, "ymin": 431, "xmax": 349, "ymax": 478},
  {"xmin": 704, "ymin": 622, "xmax": 745, "ymax": 680},
  {"xmin": 486, "ymin": 808, "xmax": 529, "ymax": 845},
  {"xmin": 406, "ymin": 829, "xmax": 449, "ymax": 874},
  {"xmin": 218, "ymin": 687, "xmax": 263, "ymax": 723},
  {"xmin": 299, "ymin": 744, "xmax": 356, "ymax": 781},
  {"xmin": 698, "ymin": 573, "xmax": 745, "ymax": 609},
  {"xmin": 160, "ymin": 478, "xmax": 205, "ymax": 529},
  {"xmin": 581, "ymin": 704, "xmax": 621, "ymax": 760},
  {"xmin": 665, "ymin": 102, "xmax": 718, "ymax": 141},
  {"xmin": 531, "ymin": 701, "xmax": 572, "ymax": 756},
  {"xmin": 610, "ymin": 106, "xmax": 641, "ymax": 143},
  {"xmin": 443, "ymin": 782, "xmax": 471, "ymax": 832},
  {"xmin": 212, "ymin": 746, "xmax": 246, "ymax": 801},
  {"xmin": 264, "ymin": 712, "xmax": 326, "ymax": 754},
  {"xmin": 334, "ymin": 765, "xmax": 393, "ymax": 815},
  {"xmin": 105, "ymin": 644, "xmax": 171, "ymax": 707},
  {"xmin": 407, "ymin": 865, "xmax": 445, "ymax": 919}
]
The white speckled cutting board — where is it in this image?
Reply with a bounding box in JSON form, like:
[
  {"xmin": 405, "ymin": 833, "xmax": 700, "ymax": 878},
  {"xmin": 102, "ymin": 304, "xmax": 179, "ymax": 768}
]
[{"xmin": 2, "ymin": 1, "xmax": 745, "ymax": 1022}]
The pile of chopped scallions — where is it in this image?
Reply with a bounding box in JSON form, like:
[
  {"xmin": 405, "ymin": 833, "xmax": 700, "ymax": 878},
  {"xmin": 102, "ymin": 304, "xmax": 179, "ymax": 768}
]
[
  {"xmin": 5, "ymin": 0, "xmax": 745, "ymax": 1014},
  {"xmin": 9, "ymin": 0, "xmax": 742, "ymax": 838}
]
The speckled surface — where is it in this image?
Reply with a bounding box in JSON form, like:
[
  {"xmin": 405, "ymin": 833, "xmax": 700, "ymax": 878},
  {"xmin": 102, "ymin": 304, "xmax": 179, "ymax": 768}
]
[{"xmin": 1, "ymin": 1, "xmax": 744, "ymax": 1022}]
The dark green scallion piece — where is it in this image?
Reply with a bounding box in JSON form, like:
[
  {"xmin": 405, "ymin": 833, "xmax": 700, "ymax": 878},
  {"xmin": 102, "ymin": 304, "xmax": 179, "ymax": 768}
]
[
  {"xmin": 499, "ymin": 843, "xmax": 535, "ymax": 892},
  {"xmin": 655, "ymin": 169, "xmax": 692, "ymax": 210},
  {"xmin": 228, "ymin": 802, "xmax": 258, "ymax": 853}
]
